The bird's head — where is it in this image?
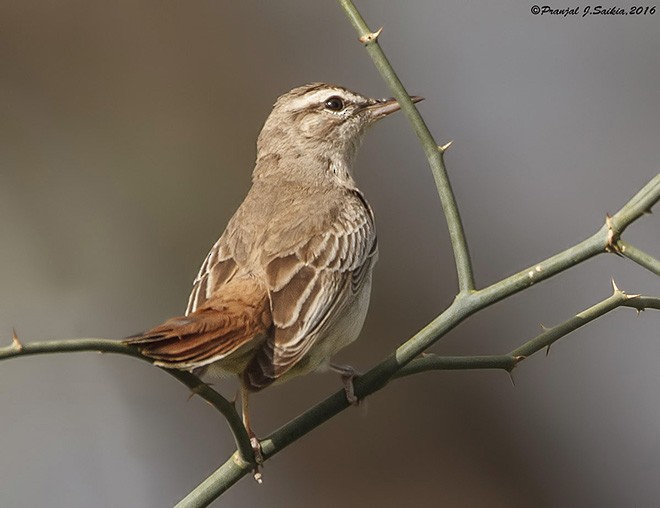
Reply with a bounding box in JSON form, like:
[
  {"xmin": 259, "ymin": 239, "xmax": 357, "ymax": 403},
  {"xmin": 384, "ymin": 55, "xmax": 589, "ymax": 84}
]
[{"xmin": 255, "ymin": 83, "xmax": 422, "ymax": 177}]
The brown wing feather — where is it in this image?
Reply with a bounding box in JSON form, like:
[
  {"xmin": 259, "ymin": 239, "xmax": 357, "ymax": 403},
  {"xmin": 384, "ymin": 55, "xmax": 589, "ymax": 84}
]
[
  {"xmin": 126, "ymin": 276, "xmax": 272, "ymax": 371},
  {"xmin": 243, "ymin": 190, "xmax": 377, "ymax": 390},
  {"xmin": 186, "ymin": 246, "xmax": 238, "ymax": 315}
]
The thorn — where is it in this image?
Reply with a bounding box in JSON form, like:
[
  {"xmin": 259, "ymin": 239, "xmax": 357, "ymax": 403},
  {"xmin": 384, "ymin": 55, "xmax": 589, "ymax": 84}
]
[
  {"xmin": 359, "ymin": 26, "xmax": 383, "ymax": 44},
  {"xmin": 507, "ymin": 370, "xmax": 516, "ymax": 386},
  {"xmin": 610, "ymin": 246, "xmax": 624, "ymax": 257},
  {"xmin": 611, "ymin": 278, "xmax": 622, "ymax": 295},
  {"xmin": 540, "ymin": 323, "xmax": 550, "ymax": 332},
  {"xmin": 512, "ymin": 355, "xmax": 526, "ymax": 366},
  {"xmin": 643, "ymin": 207, "xmax": 653, "ymax": 215},
  {"xmin": 11, "ymin": 328, "xmax": 23, "ymax": 351},
  {"xmin": 438, "ymin": 140, "xmax": 454, "ymax": 153},
  {"xmin": 625, "ymin": 292, "xmax": 641, "ymax": 300},
  {"xmin": 545, "ymin": 344, "xmax": 551, "ymax": 357}
]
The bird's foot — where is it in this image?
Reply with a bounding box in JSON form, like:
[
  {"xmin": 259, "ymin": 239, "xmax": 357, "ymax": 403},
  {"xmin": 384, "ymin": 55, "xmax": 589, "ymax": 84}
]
[
  {"xmin": 249, "ymin": 434, "xmax": 264, "ymax": 483},
  {"xmin": 330, "ymin": 363, "xmax": 361, "ymax": 406}
]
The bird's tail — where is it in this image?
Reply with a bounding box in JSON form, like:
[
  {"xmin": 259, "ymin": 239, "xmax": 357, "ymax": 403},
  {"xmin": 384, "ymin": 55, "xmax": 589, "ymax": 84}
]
[{"xmin": 124, "ymin": 277, "xmax": 272, "ymax": 372}]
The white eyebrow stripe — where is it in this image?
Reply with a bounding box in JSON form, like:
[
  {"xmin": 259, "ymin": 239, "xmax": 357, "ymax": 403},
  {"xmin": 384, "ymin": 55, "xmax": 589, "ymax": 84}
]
[{"xmin": 288, "ymin": 89, "xmax": 367, "ymax": 110}]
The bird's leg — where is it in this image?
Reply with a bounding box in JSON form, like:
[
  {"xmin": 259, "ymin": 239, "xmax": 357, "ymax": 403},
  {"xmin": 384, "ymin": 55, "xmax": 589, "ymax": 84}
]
[
  {"xmin": 240, "ymin": 381, "xmax": 263, "ymax": 483},
  {"xmin": 329, "ymin": 363, "xmax": 361, "ymax": 406}
]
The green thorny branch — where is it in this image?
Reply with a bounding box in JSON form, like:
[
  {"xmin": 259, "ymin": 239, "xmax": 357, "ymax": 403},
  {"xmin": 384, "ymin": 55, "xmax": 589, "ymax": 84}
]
[{"xmin": 1, "ymin": 1, "xmax": 658, "ymax": 507}]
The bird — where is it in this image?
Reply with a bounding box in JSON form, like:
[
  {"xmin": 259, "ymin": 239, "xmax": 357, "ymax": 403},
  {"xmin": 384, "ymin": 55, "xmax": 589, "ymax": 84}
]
[{"xmin": 125, "ymin": 83, "xmax": 422, "ymax": 474}]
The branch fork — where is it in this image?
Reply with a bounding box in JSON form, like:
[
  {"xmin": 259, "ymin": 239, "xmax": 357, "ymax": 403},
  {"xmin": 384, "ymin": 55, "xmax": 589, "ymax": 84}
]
[{"xmin": 605, "ymin": 214, "xmax": 623, "ymax": 255}]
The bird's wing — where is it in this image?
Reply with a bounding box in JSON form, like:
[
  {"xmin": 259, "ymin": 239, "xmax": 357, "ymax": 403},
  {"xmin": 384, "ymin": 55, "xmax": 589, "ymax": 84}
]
[
  {"xmin": 243, "ymin": 190, "xmax": 377, "ymax": 390},
  {"xmin": 125, "ymin": 275, "xmax": 271, "ymax": 370},
  {"xmin": 186, "ymin": 238, "xmax": 239, "ymax": 315}
]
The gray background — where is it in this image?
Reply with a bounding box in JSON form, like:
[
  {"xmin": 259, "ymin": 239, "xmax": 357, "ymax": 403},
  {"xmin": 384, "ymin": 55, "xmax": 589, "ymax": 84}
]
[{"xmin": 1, "ymin": 1, "xmax": 659, "ymax": 507}]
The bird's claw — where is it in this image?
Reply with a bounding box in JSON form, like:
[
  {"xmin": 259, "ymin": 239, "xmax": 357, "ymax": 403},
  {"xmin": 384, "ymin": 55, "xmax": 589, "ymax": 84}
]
[{"xmin": 250, "ymin": 436, "xmax": 264, "ymax": 483}]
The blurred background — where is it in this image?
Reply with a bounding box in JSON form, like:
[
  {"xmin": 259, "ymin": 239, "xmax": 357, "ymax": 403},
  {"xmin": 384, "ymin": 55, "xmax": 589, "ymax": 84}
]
[{"xmin": 1, "ymin": 1, "xmax": 659, "ymax": 506}]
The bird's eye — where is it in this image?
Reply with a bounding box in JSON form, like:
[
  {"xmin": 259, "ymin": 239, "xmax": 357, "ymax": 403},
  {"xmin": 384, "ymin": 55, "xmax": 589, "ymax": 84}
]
[{"xmin": 324, "ymin": 96, "xmax": 345, "ymax": 112}]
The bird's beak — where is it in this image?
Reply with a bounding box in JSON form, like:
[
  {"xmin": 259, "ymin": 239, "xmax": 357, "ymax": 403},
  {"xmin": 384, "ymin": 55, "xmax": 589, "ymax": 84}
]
[{"xmin": 366, "ymin": 95, "xmax": 424, "ymax": 120}]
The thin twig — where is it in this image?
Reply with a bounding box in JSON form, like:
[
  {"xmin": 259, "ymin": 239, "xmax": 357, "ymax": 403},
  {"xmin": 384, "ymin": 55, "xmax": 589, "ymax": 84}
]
[
  {"xmin": 394, "ymin": 292, "xmax": 660, "ymax": 378},
  {"xmin": 477, "ymin": 174, "xmax": 660, "ymax": 303},
  {"xmin": 608, "ymin": 174, "xmax": 660, "ymax": 235},
  {"xmin": 618, "ymin": 240, "xmax": 660, "ymax": 276},
  {"xmin": 392, "ymin": 175, "xmax": 660, "ymax": 376},
  {"xmin": 161, "ymin": 370, "xmax": 255, "ymax": 466},
  {"xmin": 395, "ymin": 354, "xmax": 519, "ymax": 377},
  {"xmin": 0, "ymin": 337, "xmax": 255, "ymax": 464},
  {"xmin": 510, "ymin": 290, "xmax": 658, "ymax": 358},
  {"xmin": 337, "ymin": 0, "xmax": 475, "ymax": 293}
]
